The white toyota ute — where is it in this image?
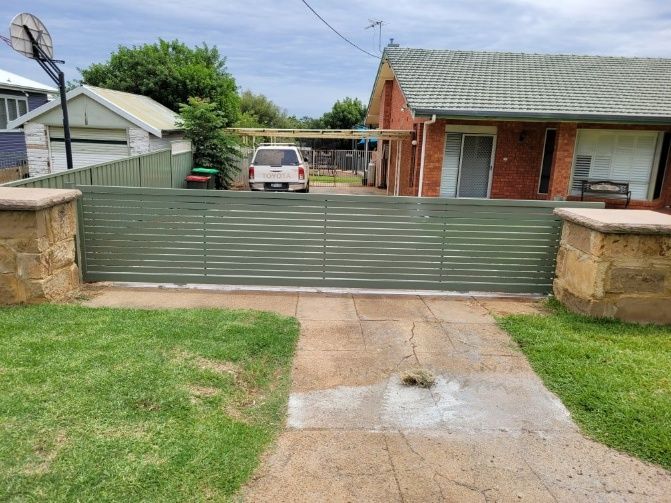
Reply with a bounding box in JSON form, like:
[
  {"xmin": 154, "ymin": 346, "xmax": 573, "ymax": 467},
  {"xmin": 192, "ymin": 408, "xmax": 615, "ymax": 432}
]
[{"xmin": 248, "ymin": 144, "xmax": 309, "ymax": 192}]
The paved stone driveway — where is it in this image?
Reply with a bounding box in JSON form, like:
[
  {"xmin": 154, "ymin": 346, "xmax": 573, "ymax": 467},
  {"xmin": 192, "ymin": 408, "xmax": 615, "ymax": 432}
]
[{"xmin": 84, "ymin": 288, "xmax": 671, "ymax": 502}]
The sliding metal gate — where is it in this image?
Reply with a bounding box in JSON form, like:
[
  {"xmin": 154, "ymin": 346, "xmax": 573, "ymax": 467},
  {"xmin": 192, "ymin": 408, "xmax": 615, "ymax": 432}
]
[{"xmin": 77, "ymin": 186, "xmax": 602, "ymax": 294}]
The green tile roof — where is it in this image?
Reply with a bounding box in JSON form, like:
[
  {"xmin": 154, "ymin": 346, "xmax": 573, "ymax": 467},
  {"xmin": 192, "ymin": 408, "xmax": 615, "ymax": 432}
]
[{"xmin": 384, "ymin": 47, "xmax": 671, "ymax": 122}]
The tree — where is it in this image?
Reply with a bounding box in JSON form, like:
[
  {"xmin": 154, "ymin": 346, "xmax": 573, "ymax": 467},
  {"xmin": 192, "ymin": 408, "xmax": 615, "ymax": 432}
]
[
  {"xmin": 80, "ymin": 39, "xmax": 239, "ymax": 124},
  {"xmin": 321, "ymin": 97, "xmax": 367, "ymax": 129},
  {"xmin": 179, "ymin": 98, "xmax": 240, "ymax": 189},
  {"xmin": 237, "ymin": 90, "xmax": 286, "ymax": 128}
]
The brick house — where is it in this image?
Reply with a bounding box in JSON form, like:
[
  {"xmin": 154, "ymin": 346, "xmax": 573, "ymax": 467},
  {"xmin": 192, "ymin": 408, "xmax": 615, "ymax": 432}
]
[{"xmin": 365, "ymin": 48, "xmax": 671, "ymax": 209}]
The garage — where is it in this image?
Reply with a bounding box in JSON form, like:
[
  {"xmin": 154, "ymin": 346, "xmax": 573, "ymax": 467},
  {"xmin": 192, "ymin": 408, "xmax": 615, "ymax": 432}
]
[
  {"xmin": 9, "ymin": 85, "xmax": 184, "ymax": 175},
  {"xmin": 49, "ymin": 127, "xmax": 129, "ymax": 170}
]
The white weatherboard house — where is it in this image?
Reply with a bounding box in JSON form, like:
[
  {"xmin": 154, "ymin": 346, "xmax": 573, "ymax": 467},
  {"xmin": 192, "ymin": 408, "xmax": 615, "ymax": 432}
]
[{"xmin": 9, "ymin": 85, "xmax": 186, "ymax": 175}]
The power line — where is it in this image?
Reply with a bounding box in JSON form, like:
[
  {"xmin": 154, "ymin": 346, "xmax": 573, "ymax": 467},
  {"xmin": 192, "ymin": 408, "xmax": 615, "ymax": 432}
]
[{"xmin": 300, "ymin": 0, "xmax": 380, "ymax": 59}]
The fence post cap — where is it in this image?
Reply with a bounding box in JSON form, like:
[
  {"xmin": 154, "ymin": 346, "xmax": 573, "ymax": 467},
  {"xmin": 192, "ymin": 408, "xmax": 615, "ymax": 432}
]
[
  {"xmin": 0, "ymin": 187, "xmax": 82, "ymax": 211},
  {"xmin": 553, "ymin": 208, "xmax": 671, "ymax": 235}
]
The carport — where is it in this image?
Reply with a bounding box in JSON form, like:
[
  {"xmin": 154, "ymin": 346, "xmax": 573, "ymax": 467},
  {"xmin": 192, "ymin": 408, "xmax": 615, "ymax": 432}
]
[{"xmin": 227, "ymin": 128, "xmax": 413, "ymax": 194}]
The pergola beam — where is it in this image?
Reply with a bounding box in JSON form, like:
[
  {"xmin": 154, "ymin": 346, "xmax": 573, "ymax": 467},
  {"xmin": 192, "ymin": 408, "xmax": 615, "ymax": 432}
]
[{"xmin": 227, "ymin": 128, "xmax": 413, "ymax": 140}]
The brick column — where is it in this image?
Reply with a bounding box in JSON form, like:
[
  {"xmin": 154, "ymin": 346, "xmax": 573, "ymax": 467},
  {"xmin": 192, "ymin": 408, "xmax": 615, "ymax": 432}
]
[
  {"xmin": 0, "ymin": 188, "xmax": 81, "ymax": 304},
  {"xmin": 553, "ymin": 208, "xmax": 671, "ymax": 324},
  {"xmin": 421, "ymin": 120, "xmax": 446, "ymax": 197},
  {"xmin": 548, "ymin": 122, "xmax": 577, "ymax": 200}
]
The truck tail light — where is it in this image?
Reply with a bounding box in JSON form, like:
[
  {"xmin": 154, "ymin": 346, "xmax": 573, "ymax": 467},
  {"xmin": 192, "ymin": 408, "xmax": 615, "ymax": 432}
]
[
  {"xmin": 248, "ymin": 165, "xmax": 254, "ymax": 180},
  {"xmin": 298, "ymin": 166, "xmax": 305, "ymax": 180}
]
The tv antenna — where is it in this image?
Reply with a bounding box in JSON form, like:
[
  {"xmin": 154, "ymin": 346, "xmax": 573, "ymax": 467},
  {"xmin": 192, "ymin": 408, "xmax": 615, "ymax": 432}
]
[
  {"xmin": 7, "ymin": 13, "xmax": 73, "ymax": 170},
  {"xmin": 365, "ymin": 19, "xmax": 384, "ymax": 53}
]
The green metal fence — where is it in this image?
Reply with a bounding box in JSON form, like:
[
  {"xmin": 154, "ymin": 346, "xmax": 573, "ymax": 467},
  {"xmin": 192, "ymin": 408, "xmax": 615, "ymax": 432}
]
[
  {"xmin": 77, "ymin": 185, "xmax": 603, "ymax": 294},
  {"xmin": 3, "ymin": 149, "xmax": 193, "ymax": 189}
]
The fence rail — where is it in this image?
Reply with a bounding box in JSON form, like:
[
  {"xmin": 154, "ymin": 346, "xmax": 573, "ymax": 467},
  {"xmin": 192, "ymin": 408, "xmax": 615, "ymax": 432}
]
[
  {"xmin": 77, "ymin": 185, "xmax": 603, "ymax": 294},
  {"xmin": 2, "ymin": 149, "xmax": 193, "ymax": 189}
]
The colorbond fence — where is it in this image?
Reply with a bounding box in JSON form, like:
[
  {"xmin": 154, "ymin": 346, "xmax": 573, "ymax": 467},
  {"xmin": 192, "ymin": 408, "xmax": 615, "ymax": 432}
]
[
  {"xmin": 2, "ymin": 149, "xmax": 193, "ymax": 189},
  {"xmin": 77, "ymin": 185, "xmax": 603, "ymax": 294}
]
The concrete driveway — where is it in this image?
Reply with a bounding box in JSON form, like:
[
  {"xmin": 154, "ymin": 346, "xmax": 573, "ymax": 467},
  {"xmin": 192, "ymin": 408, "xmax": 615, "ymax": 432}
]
[{"xmin": 84, "ymin": 288, "xmax": 671, "ymax": 502}]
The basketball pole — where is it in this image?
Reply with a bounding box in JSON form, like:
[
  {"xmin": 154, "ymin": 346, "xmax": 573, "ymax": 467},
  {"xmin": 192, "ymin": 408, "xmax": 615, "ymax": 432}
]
[{"xmin": 22, "ymin": 24, "xmax": 73, "ymax": 171}]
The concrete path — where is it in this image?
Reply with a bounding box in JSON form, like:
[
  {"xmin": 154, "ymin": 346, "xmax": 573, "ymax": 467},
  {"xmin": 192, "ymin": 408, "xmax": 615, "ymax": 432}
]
[{"xmin": 83, "ymin": 288, "xmax": 671, "ymax": 502}]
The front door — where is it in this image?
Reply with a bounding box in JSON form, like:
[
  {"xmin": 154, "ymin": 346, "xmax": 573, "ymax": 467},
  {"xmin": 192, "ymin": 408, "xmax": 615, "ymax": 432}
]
[{"xmin": 457, "ymin": 135, "xmax": 494, "ymax": 198}]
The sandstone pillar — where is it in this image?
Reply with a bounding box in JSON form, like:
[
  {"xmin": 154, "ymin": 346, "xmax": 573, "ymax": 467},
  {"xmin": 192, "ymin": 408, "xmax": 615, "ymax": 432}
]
[
  {"xmin": 553, "ymin": 208, "xmax": 671, "ymax": 324},
  {"xmin": 0, "ymin": 187, "xmax": 81, "ymax": 304}
]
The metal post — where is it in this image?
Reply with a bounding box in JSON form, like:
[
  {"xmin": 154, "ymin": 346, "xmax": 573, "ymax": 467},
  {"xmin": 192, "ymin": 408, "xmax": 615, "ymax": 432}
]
[
  {"xmin": 363, "ymin": 136, "xmax": 374, "ymax": 185},
  {"xmin": 22, "ymin": 24, "xmax": 74, "ymax": 170},
  {"xmin": 58, "ymin": 71, "xmax": 74, "ymax": 170}
]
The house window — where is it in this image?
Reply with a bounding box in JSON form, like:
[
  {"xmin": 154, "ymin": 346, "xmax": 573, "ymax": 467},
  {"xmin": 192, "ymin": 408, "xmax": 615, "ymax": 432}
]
[
  {"xmin": 537, "ymin": 128, "xmax": 556, "ymax": 194},
  {"xmin": 570, "ymin": 129, "xmax": 662, "ymax": 200},
  {"xmin": 0, "ymin": 96, "xmax": 29, "ymax": 130},
  {"xmin": 653, "ymin": 132, "xmax": 670, "ymax": 200}
]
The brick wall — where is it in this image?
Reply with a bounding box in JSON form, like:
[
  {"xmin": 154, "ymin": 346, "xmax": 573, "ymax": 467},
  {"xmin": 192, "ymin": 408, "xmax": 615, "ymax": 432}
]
[{"xmin": 490, "ymin": 122, "xmax": 553, "ymax": 200}]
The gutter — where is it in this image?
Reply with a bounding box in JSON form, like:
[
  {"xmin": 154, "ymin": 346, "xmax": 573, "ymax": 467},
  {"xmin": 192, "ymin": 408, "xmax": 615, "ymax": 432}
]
[
  {"xmin": 417, "ymin": 114, "xmax": 436, "ymax": 197},
  {"xmin": 412, "ymin": 108, "xmax": 671, "ymax": 125}
]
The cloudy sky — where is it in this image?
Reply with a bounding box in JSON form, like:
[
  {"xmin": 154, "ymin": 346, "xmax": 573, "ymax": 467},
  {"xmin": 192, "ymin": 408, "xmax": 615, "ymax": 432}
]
[{"xmin": 2, "ymin": 0, "xmax": 671, "ymax": 117}]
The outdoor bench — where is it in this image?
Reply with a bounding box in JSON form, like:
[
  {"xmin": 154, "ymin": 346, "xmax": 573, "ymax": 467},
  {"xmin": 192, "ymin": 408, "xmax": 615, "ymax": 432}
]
[{"xmin": 581, "ymin": 180, "xmax": 631, "ymax": 207}]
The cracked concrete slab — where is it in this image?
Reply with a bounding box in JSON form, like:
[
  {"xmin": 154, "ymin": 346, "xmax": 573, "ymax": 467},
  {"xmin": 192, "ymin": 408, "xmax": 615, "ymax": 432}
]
[
  {"xmin": 423, "ymin": 297, "xmax": 494, "ymax": 323},
  {"xmin": 354, "ymin": 295, "xmax": 436, "ymax": 321},
  {"xmin": 80, "ymin": 286, "xmax": 671, "ymax": 502},
  {"xmin": 296, "ymin": 293, "xmax": 359, "ymax": 321},
  {"xmin": 244, "ymin": 293, "xmax": 671, "ymax": 502}
]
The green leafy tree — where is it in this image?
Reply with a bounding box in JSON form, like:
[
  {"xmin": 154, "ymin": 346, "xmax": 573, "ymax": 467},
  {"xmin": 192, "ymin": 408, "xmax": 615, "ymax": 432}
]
[
  {"xmin": 289, "ymin": 115, "xmax": 324, "ymax": 129},
  {"xmin": 237, "ymin": 90, "xmax": 286, "ymax": 128},
  {"xmin": 80, "ymin": 39, "xmax": 239, "ymax": 123},
  {"xmin": 179, "ymin": 98, "xmax": 240, "ymax": 189},
  {"xmin": 321, "ymin": 97, "xmax": 367, "ymax": 129}
]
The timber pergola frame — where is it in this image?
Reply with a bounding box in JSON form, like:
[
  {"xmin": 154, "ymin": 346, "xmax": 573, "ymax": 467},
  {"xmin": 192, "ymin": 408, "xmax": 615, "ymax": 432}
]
[
  {"xmin": 227, "ymin": 128, "xmax": 413, "ymax": 140},
  {"xmin": 227, "ymin": 128, "xmax": 414, "ymax": 196}
]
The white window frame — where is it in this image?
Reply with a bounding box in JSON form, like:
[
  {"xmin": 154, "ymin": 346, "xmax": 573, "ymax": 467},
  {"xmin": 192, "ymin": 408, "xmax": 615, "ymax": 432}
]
[
  {"xmin": 568, "ymin": 129, "xmax": 663, "ymax": 201},
  {"xmin": 0, "ymin": 94, "xmax": 29, "ymax": 132}
]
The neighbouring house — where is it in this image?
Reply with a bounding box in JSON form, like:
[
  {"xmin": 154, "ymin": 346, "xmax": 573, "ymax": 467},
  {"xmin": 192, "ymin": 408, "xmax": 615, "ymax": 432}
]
[
  {"xmin": 8, "ymin": 85, "xmax": 185, "ymax": 176},
  {"xmin": 366, "ymin": 47, "xmax": 671, "ymax": 209},
  {"xmin": 0, "ymin": 69, "xmax": 55, "ymax": 175}
]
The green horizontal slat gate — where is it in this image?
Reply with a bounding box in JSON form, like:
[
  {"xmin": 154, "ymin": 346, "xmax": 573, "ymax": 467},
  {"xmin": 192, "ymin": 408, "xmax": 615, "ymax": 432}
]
[{"xmin": 77, "ymin": 186, "xmax": 603, "ymax": 294}]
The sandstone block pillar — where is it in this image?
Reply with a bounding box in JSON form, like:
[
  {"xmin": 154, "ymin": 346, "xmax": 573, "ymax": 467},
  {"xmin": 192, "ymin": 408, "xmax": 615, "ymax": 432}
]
[
  {"xmin": 0, "ymin": 187, "xmax": 81, "ymax": 304},
  {"xmin": 553, "ymin": 208, "xmax": 671, "ymax": 324}
]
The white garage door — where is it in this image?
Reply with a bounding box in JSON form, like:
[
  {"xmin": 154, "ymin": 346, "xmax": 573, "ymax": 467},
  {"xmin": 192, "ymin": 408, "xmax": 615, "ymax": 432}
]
[{"xmin": 49, "ymin": 127, "xmax": 129, "ymax": 171}]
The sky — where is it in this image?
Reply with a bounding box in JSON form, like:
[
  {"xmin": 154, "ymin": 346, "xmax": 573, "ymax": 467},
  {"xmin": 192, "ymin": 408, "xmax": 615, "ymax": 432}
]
[{"xmin": 1, "ymin": 0, "xmax": 671, "ymax": 117}]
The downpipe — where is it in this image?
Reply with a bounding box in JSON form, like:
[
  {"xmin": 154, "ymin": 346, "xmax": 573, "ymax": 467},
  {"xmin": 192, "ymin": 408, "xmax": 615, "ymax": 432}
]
[{"xmin": 417, "ymin": 114, "xmax": 437, "ymax": 197}]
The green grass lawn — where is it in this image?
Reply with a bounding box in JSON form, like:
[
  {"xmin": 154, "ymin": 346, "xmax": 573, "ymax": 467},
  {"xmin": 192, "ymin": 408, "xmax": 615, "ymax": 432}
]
[
  {"xmin": 499, "ymin": 301, "xmax": 671, "ymax": 470},
  {"xmin": 0, "ymin": 305, "xmax": 299, "ymax": 501},
  {"xmin": 311, "ymin": 174, "xmax": 362, "ymax": 184}
]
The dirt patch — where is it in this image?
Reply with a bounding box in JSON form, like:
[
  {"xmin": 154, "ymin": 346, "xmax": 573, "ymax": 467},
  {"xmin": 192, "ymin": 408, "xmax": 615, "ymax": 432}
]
[
  {"xmin": 400, "ymin": 368, "xmax": 436, "ymax": 388},
  {"xmin": 170, "ymin": 349, "xmax": 242, "ymax": 380},
  {"xmin": 23, "ymin": 431, "xmax": 68, "ymax": 476},
  {"xmin": 194, "ymin": 356, "xmax": 241, "ymax": 378},
  {"xmin": 136, "ymin": 399, "xmax": 161, "ymax": 412},
  {"xmin": 188, "ymin": 385, "xmax": 219, "ymax": 398}
]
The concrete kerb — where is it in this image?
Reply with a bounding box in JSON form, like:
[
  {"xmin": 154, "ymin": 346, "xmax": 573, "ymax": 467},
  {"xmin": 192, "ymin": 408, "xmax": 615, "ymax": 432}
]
[{"xmin": 93, "ymin": 281, "xmax": 546, "ymax": 300}]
